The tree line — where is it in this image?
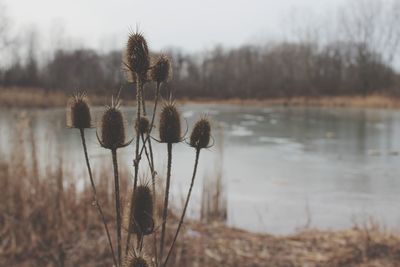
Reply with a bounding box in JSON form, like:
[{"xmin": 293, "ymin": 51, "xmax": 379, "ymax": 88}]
[{"xmin": 0, "ymin": 0, "xmax": 399, "ymax": 99}]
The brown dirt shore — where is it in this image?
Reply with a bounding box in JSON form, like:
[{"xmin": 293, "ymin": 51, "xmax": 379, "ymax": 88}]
[
  {"xmin": 1, "ymin": 87, "xmax": 400, "ymax": 109},
  {"xmin": 174, "ymin": 222, "xmax": 400, "ymax": 267}
]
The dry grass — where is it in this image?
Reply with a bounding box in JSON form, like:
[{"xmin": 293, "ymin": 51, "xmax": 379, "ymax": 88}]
[
  {"xmin": 0, "ymin": 87, "xmax": 68, "ymax": 108},
  {"xmin": 174, "ymin": 222, "xmax": 400, "ymax": 267},
  {"xmin": 2, "ymin": 87, "xmax": 400, "ymax": 109},
  {"xmin": 182, "ymin": 95, "xmax": 400, "ymax": 109},
  {"xmin": 0, "ymin": 87, "xmax": 112, "ymax": 108},
  {"xmin": 2, "ymin": 155, "xmax": 400, "ymax": 267}
]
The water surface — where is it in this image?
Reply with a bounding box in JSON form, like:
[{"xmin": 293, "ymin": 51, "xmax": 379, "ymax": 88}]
[{"xmin": 1, "ymin": 104, "xmax": 400, "ymax": 234}]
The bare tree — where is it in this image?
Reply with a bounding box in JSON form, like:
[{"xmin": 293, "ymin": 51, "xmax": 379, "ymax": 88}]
[
  {"xmin": 0, "ymin": 0, "xmax": 10, "ymax": 50},
  {"xmin": 339, "ymin": 0, "xmax": 400, "ymax": 63}
]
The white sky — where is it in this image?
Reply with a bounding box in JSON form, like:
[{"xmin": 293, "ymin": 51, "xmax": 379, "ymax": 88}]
[{"xmin": 3, "ymin": 0, "xmax": 347, "ymax": 52}]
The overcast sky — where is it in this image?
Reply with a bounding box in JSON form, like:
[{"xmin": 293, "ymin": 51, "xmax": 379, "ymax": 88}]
[{"xmin": 3, "ymin": 0, "xmax": 347, "ymax": 52}]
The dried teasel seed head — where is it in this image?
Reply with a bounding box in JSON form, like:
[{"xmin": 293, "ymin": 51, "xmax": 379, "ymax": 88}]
[
  {"xmin": 100, "ymin": 106, "xmax": 126, "ymax": 149},
  {"xmin": 68, "ymin": 92, "xmax": 91, "ymax": 129},
  {"xmin": 126, "ymin": 32, "xmax": 150, "ymax": 81},
  {"xmin": 159, "ymin": 103, "xmax": 181, "ymax": 143},
  {"xmin": 135, "ymin": 117, "xmax": 150, "ymax": 135},
  {"xmin": 124, "ymin": 185, "xmax": 154, "ymax": 236},
  {"xmin": 190, "ymin": 118, "xmax": 211, "ymax": 149},
  {"xmin": 124, "ymin": 255, "xmax": 149, "ymax": 267},
  {"xmin": 151, "ymin": 55, "xmax": 171, "ymax": 84}
]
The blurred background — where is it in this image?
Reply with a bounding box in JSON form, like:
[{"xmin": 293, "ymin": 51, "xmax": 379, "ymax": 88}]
[
  {"xmin": 1, "ymin": 0, "xmax": 400, "ymax": 266},
  {"xmin": 1, "ymin": 0, "xmax": 400, "ymax": 98}
]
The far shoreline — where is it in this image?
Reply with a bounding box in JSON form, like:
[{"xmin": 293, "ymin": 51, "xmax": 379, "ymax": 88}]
[{"xmin": 1, "ymin": 87, "xmax": 400, "ymax": 110}]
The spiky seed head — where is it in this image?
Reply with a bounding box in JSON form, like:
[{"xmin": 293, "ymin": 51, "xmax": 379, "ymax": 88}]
[
  {"xmin": 68, "ymin": 92, "xmax": 91, "ymax": 129},
  {"xmin": 151, "ymin": 55, "xmax": 171, "ymax": 83},
  {"xmin": 124, "ymin": 256, "xmax": 149, "ymax": 267},
  {"xmin": 159, "ymin": 103, "xmax": 181, "ymax": 143},
  {"xmin": 126, "ymin": 32, "xmax": 150, "ymax": 81},
  {"xmin": 135, "ymin": 117, "xmax": 150, "ymax": 135},
  {"xmin": 100, "ymin": 107, "xmax": 126, "ymax": 149},
  {"xmin": 190, "ymin": 118, "xmax": 211, "ymax": 149},
  {"xmin": 125, "ymin": 185, "xmax": 154, "ymax": 236}
]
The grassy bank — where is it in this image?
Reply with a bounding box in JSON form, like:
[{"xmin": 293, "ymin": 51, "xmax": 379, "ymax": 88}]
[
  {"xmin": 2, "ymin": 152, "xmax": 400, "ymax": 267},
  {"xmin": 1, "ymin": 155, "xmax": 399, "ymax": 267},
  {"xmin": 2, "ymin": 87, "xmax": 400, "ymax": 109}
]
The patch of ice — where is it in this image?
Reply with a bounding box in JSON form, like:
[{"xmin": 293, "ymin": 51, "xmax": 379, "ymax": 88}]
[
  {"xmin": 240, "ymin": 120, "xmax": 258, "ymax": 126},
  {"xmin": 230, "ymin": 125, "xmax": 253, "ymax": 136},
  {"xmin": 183, "ymin": 110, "xmax": 194, "ymax": 118},
  {"xmin": 242, "ymin": 114, "xmax": 264, "ymax": 121},
  {"xmin": 207, "ymin": 109, "xmax": 220, "ymax": 115},
  {"xmin": 259, "ymin": 136, "xmax": 288, "ymax": 144},
  {"xmin": 269, "ymin": 119, "xmax": 278, "ymax": 124}
]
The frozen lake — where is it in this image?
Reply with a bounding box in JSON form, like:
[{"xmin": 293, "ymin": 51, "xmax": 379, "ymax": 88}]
[{"xmin": 1, "ymin": 104, "xmax": 400, "ymax": 234}]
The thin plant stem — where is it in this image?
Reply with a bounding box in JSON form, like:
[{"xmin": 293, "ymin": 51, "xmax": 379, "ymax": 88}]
[
  {"xmin": 159, "ymin": 142, "xmax": 173, "ymax": 262},
  {"xmin": 150, "ymin": 82, "xmax": 161, "ymax": 130},
  {"xmin": 111, "ymin": 149, "xmax": 122, "ymax": 266},
  {"xmin": 141, "ymin": 86, "xmax": 147, "ymax": 115},
  {"xmin": 79, "ymin": 129, "xmax": 118, "ymax": 267},
  {"xmin": 141, "ymin": 134, "xmax": 153, "ymax": 170},
  {"xmin": 163, "ymin": 148, "xmax": 201, "ymax": 267},
  {"xmin": 140, "ymin": 133, "xmax": 159, "ymax": 266},
  {"xmin": 137, "ymin": 82, "xmax": 161, "ymax": 160},
  {"xmin": 125, "ymin": 78, "xmax": 142, "ymax": 255},
  {"xmin": 148, "ymin": 82, "xmax": 161, "ymax": 267},
  {"xmin": 129, "ymin": 82, "xmax": 161, "ymax": 264},
  {"xmin": 134, "ymin": 79, "xmax": 142, "ymax": 192}
]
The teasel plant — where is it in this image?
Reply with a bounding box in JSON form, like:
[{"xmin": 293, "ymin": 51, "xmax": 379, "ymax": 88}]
[
  {"xmin": 67, "ymin": 91, "xmax": 117, "ymax": 267},
  {"xmin": 123, "ymin": 182, "xmax": 155, "ymax": 258},
  {"xmin": 97, "ymin": 94, "xmax": 132, "ymax": 266},
  {"xmin": 163, "ymin": 117, "xmax": 212, "ymax": 267},
  {"xmin": 156, "ymin": 101, "xmax": 185, "ymax": 263},
  {"xmin": 69, "ymin": 30, "xmax": 212, "ymax": 267},
  {"xmin": 123, "ymin": 31, "xmax": 151, "ymax": 258},
  {"xmin": 123, "ymin": 32, "xmax": 172, "ymax": 264}
]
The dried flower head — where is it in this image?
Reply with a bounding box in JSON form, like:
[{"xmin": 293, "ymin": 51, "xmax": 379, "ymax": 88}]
[
  {"xmin": 126, "ymin": 32, "xmax": 150, "ymax": 81},
  {"xmin": 124, "ymin": 185, "xmax": 154, "ymax": 236},
  {"xmin": 151, "ymin": 55, "xmax": 171, "ymax": 84},
  {"xmin": 190, "ymin": 118, "xmax": 211, "ymax": 149},
  {"xmin": 68, "ymin": 91, "xmax": 91, "ymax": 129},
  {"xmin": 99, "ymin": 106, "xmax": 126, "ymax": 149},
  {"xmin": 135, "ymin": 116, "xmax": 150, "ymax": 135},
  {"xmin": 159, "ymin": 102, "xmax": 181, "ymax": 143},
  {"xmin": 124, "ymin": 255, "xmax": 149, "ymax": 267}
]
